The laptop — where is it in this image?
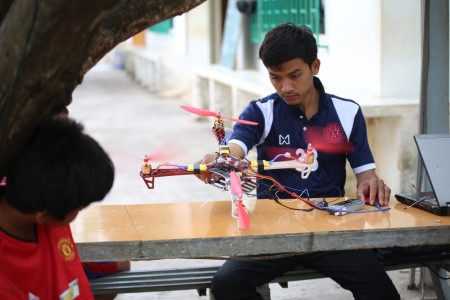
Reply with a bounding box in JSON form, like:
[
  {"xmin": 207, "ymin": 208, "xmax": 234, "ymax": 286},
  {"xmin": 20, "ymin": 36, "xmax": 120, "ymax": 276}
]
[{"xmin": 395, "ymin": 134, "xmax": 450, "ymax": 216}]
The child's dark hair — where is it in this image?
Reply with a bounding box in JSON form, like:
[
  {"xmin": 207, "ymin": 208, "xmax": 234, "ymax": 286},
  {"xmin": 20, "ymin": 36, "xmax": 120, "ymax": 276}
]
[
  {"xmin": 259, "ymin": 23, "xmax": 318, "ymax": 69},
  {"xmin": 4, "ymin": 116, "xmax": 114, "ymax": 220}
]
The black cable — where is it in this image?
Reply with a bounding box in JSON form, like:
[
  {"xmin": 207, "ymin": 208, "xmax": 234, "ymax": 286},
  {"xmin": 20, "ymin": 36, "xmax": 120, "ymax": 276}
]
[
  {"xmin": 272, "ymin": 197, "xmax": 314, "ymax": 212},
  {"xmin": 376, "ymin": 248, "xmax": 450, "ymax": 280},
  {"xmin": 420, "ymin": 261, "xmax": 450, "ymax": 280}
]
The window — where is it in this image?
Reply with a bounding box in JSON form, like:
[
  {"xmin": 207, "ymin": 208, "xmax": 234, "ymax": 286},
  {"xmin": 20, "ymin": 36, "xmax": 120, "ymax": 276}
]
[
  {"xmin": 250, "ymin": 0, "xmax": 322, "ymax": 44},
  {"xmin": 149, "ymin": 19, "xmax": 173, "ymax": 34}
]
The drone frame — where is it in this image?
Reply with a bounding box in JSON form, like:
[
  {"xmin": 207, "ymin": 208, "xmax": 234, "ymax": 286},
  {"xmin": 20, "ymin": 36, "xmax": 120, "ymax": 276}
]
[{"xmin": 140, "ymin": 105, "xmax": 317, "ymax": 229}]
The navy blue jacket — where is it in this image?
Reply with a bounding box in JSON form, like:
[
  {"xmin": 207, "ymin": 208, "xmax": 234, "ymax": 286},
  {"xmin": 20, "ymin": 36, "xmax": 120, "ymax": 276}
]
[{"xmin": 228, "ymin": 77, "xmax": 375, "ymax": 198}]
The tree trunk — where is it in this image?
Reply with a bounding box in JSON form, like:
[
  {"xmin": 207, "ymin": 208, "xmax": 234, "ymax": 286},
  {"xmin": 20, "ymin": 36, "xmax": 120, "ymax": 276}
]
[{"xmin": 0, "ymin": 0, "xmax": 207, "ymax": 176}]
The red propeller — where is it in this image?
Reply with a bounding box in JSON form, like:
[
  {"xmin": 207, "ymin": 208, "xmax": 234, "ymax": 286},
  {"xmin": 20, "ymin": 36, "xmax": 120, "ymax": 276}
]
[
  {"xmin": 229, "ymin": 170, "xmax": 250, "ymax": 230},
  {"xmin": 145, "ymin": 142, "xmax": 179, "ymax": 163},
  {"xmin": 180, "ymin": 105, "xmax": 258, "ymax": 126},
  {"xmin": 237, "ymin": 201, "xmax": 249, "ymax": 230},
  {"xmin": 229, "ymin": 170, "xmax": 243, "ymax": 196}
]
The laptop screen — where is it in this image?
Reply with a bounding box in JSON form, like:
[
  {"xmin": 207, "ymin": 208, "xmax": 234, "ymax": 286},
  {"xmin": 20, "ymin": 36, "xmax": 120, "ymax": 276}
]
[{"xmin": 415, "ymin": 134, "xmax": 450, "ymax": 208}]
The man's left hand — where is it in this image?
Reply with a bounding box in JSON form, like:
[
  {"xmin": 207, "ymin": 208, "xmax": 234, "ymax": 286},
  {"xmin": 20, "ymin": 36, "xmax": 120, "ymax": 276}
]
[{"xmin": 356, "ymin": 170, "xmax": 391, "ymax": 206}]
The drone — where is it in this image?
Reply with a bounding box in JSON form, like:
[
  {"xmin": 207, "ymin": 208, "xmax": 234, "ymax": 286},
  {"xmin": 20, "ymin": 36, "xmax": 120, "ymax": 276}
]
[{"xmin": 140, "ymin": 105, "xmax": 320, "ymax": 230}]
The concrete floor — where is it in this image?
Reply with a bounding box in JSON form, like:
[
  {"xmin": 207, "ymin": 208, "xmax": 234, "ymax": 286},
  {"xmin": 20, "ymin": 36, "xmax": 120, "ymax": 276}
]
[{"xmin": 70, "ymin": 63, "xmax": 439, "ymax": 299}]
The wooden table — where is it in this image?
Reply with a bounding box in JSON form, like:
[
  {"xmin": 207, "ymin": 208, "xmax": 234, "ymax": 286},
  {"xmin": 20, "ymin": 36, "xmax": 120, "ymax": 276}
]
[{"xmin": 71, "ymin": 197, "xmax": 450, "ymax": 262}]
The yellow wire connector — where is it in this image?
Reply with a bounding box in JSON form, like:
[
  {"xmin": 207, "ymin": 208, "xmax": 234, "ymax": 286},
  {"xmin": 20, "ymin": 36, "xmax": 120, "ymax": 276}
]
[{"xmin": 187, "ymin": 164, "xmax": 208, "ymax": 174}]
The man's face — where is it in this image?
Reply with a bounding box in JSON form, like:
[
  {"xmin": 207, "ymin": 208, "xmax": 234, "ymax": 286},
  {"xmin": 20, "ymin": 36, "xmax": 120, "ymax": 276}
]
[{"xmin": 267, "ymin": 58, "xmax": 320, "ymax": 107}]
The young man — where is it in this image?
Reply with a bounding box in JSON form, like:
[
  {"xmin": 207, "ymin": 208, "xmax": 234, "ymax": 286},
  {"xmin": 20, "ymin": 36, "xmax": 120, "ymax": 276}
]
[
  {"xmin": 203, "ymin": 23, "xmax": 400, "ymax": 299},
  {"xmin": 0, "ymin": 116, "xmax": 114, "ymax": 299}
]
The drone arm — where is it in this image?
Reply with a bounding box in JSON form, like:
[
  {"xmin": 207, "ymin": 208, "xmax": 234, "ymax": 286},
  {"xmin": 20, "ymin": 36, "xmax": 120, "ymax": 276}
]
[
  {"xmin": 249, "ymin": 160, "xmax": 270, "ymax": 172},
  {"xmin": 248, "ymin": 159, "xmax": 313, "ymax": 179},
  {"xmin": 187, "ymin": 163, "xmax": 208, "ymax": 173},
  {"xmin": 248, "ymin": 159, "xmax": 313, "ymax": 170},
  {"xmin": 262, "ymin": 160, "xmax": 309, "ymax": 170}
]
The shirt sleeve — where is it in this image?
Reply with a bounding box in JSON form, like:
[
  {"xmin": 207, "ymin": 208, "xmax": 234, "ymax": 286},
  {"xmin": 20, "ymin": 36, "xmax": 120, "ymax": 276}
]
[
  {"xmin": 228, "ymin": 101, "xmax": 265, "ymax": 155},
  {"xmin": 346, "ymin": 108, "xmax": 376, "ymax": 174}
]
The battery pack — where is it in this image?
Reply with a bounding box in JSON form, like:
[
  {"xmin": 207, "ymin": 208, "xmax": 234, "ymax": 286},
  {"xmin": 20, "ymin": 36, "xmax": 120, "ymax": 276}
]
[{"xmin": 327, "ymin": 198, "xmax": 365, "ymax": 215}]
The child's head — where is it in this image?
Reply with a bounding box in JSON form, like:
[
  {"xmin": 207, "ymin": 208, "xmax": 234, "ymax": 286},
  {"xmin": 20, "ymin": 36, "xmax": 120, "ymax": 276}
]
[
  {"xmin": 259, "ymin": 23, "xmax": 318, "ymax": 69},
  {"xmin": 4, "ymin": 116, "xmax": 114, "ymax": 222}
]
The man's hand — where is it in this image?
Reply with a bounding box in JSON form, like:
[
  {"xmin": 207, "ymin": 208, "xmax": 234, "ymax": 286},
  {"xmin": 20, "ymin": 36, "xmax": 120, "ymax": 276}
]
[
  {"xmin": 355, "ymin": 170, "xmax": 391, "ymax": 206},
  {"xmin": 195, "ymin": 144, "xmax": 245, "ymax": 184},
  {"xmin": 195, "ymin": 153, "xmax": 219, "ymax": 184}
]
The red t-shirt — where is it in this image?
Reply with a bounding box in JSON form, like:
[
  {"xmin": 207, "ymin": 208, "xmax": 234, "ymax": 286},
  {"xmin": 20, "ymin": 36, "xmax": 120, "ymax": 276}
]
[{"xmin": 0, "ymin": 224, "xmax": 93, "ymax": 299}]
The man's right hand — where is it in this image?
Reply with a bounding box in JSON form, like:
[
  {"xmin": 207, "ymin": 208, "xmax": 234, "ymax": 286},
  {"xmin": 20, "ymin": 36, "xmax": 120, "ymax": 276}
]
[
  {"xmin": 195, "ymin": 143, "xmax": 245, "ymax": 184},
  {"xmin": 195, "ymin": 152, "xmax": 219, "ymax": 184}
]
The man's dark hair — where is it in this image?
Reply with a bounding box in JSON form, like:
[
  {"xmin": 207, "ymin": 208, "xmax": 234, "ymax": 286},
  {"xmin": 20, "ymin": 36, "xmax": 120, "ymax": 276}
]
[
  {"xmin": 259, "ymin": 23, "xmax": 318, "ymax": 69},
  {"xmin": 4, "ymin": 116, "xmax": 114, "ymax": 220}
]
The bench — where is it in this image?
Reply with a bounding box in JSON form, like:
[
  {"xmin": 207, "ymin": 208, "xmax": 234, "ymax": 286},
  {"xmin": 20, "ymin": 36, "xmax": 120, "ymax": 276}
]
[{"xmin": 89, "ymin": 257, "xmax": 450, "ymax": 298}]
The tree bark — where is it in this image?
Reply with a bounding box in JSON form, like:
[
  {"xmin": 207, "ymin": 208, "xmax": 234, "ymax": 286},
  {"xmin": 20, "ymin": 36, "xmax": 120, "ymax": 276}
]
[{"xmin": 0, "ymin": 0, "xmax": 207, "ymax": 176}]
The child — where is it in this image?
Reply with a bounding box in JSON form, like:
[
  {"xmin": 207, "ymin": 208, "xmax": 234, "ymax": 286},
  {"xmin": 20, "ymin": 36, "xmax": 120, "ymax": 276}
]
[{"xmin": 0, "ymin": 116, "xmax": 114, "ymax": 299}]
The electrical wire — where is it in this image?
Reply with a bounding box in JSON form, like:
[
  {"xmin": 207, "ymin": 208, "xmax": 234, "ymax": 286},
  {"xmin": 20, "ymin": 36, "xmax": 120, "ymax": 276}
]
[
  {"xmin": 243, "ymin": 164, "xmax": 391, "ymax": 215},
  {"xmin": 420, "ymin": 261, "xmax": 450, "ymax": 280},
  {"xmin": 148, "ymin": 153, "xmax": 390, "ymax": 215},
  {"xmin": 322, "ymin": 206, "xmax": 391, "ymax": 215}
]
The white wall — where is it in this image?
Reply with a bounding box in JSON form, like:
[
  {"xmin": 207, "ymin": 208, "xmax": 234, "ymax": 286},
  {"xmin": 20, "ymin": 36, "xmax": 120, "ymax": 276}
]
[
  {"xmin": 132, "ymin": 1, "xmax": 212, "ymax": 98},
  {"xmin": 185, "ymin": 1, "xmax": 211, "ymax": 67},
  {"xmin": 319, "ymin": 0, "xmax": 382, "ymax": 100},
  {"xmin": 380, "ymin": 1, "xmax": 421, "ymax": 99},
  {"xmin": 318, "ymin": 0, "xmax": 421, "ymax": 103},
  {"xmin": 137, "ymin": 0, "xmax": 422, "ymax": 102}
]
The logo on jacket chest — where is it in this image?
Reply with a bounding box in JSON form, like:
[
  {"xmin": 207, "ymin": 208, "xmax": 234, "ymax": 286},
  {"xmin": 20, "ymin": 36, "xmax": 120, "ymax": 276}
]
[
  {"xmin": 278, "ymin": 135, "xmax": 290, "ymax": 145},
  {"xmin": 277, "ymin": 123, "xmax": 346, "ymax": 147}
]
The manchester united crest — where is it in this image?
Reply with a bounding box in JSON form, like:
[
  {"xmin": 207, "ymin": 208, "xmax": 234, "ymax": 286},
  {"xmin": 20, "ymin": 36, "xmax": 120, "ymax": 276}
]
[{"xmin": 58, "ymin": 238, "xmax": 75, "ymax": 262}]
